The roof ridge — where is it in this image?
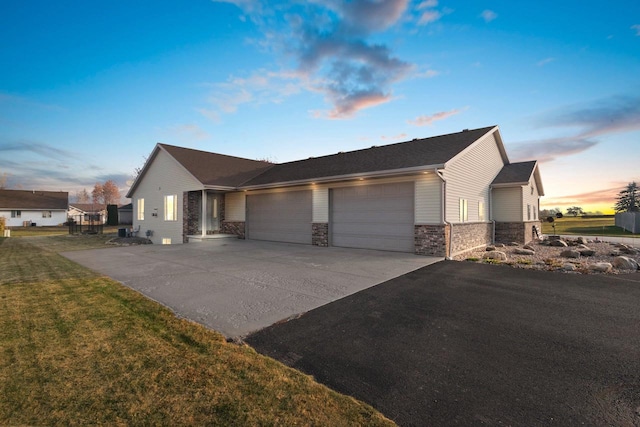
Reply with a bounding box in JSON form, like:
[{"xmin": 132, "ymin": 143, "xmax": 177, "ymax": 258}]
[{"xmin": 159, "ymin": 143, "xmax": 273, "ymax": 165}]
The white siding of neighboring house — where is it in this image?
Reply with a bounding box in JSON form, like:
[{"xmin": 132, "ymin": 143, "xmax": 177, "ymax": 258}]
[
  {"xmin": 1, "ymin": 210, "xmax": 67, "ymax": 227},
  {"xmin": 415, "ymin": 173, "xmax": 442, "ymax": 224},
  {"xmin": 491, "ymin": 187, "xmax": 522, "ymax": 222},
  {"xmin": 131, "ymin": 149, "xmax": 202, "ymax": 244},
  {"xmin": 225, "ymin": 192, "xmax": 246, "ymax": 221},
  {"xmin": 443, "ymin": 132, "xmax": 505, "ymax": 223}
]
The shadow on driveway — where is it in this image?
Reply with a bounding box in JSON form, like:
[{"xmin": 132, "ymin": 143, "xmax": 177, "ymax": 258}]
[{"xmin": 247, "ymin": 261, "xmax": 640, "ymax": 426}]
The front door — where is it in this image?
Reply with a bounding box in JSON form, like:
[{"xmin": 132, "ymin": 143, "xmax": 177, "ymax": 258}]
[{"xmin": 206, "ymin": 193, "xmax": 221, "ymax": 233}]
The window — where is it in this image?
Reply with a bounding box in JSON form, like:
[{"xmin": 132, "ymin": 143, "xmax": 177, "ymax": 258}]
[
  {"xmin": 11, "ymin": 210, "xmax": 21, "ymax": 218},
  {"xmin": 162, "ymin": 238, "xmax": 172, "ymax": 245},
  {"xmin": 478, "ymin": 200, "xmax": 485, "ymax": 222},
  {"xmin": 164, "ymin": 195, "xmax": 177, "ymax": 221},
  {"xmin": 527, "ymin": 204, "xmax": 531, "ymax": 221},
  {"xmin": 137, "ymin": 198, "xmax": 145, "ymax": 220},
  {"xmin": 42, "ymin": 211, "xmax": 52, "ymax": 218},
  {"xmin": 459, "ymin": 198, "xmax": 468, "ymax": 222}
]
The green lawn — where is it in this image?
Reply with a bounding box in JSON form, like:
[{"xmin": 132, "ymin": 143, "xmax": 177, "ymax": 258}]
[
  {"xmin": 541, "ymin": 216, "xmax": 638, "ymax": 237},
  {"xmin": 0, "ymin": 235, "xmax": 394, "ymax": 426}
]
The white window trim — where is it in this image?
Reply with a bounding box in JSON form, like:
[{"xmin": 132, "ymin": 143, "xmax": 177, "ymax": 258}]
[
  {"xmin": 459, "ymin": 198, "xmax": 468, "ymax": 222},
  {"xmin": 137, "ymin": 198, "xmax": 145, "ymax": 220},
  {"xmin": 478, "ymin": 200, "xmax": 485, "ymax": 222},
  {"xmin": 42, "ymin": 211, "xmax": 52, "ymax": 218},
  {"xmin": 164, "ymin": 195, "xmax": 178, "ymax": 221}
]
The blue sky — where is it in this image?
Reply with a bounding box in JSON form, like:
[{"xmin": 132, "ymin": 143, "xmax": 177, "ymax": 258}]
[{"xmin": 1, "ymin": 0, "xmax": 639, "ymax": 213}]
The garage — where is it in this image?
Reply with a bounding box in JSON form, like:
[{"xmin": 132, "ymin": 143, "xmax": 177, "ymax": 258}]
[
  {"xmin": 330, "ymin": 182, "xmax": 415, "ymax": 252},
  {"xmin": 246, "ymin": 190, "xmax": 312, "ymax": 244}
]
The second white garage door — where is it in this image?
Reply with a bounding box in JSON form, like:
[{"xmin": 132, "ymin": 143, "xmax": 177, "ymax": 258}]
[
  {"xmin": 246, "ymin": 190, "xmax": 312, "ymax": 244},
  {"xmin": 330, "ymin": 182, "xmax": 415, "ymax": 253}
]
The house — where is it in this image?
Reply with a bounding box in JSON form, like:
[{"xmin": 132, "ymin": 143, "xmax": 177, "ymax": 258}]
[
  {"xmin": 68, "ymin": 203, "xmax": 107, "ymax": 224},
  {"xmin": 126, "ymin": 126, "xmax": 544, "ymax": 257},
  {"xmin": 0, "ymin": 189, "xmax": 69, "ymax": 227},
  {"xmin": 118, "ymin": 203, "xmax": 133, "ymax": 225}
]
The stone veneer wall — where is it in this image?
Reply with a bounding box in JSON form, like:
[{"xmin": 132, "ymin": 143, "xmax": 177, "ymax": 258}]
[
  {"xmin": 450, "ymin": 222, "xmax": 492, "ymax": 256},
  {"xmin": 221, "ymin": 221, "xmax": 245, "ymax": 239},
  {"xmin": 415, "ymin": 224, "xmax": 450, "ymax": 257},
  {"xmin": 183, "ymin": 191, "xmax": 200, "ymax": 243},
  {"xmin": 495, "ymin": 221, "xmax": 542, "ymax": 244},
  {"xmin": 312, "ymin": 223, "xmax": 329, "ymax": 247}
]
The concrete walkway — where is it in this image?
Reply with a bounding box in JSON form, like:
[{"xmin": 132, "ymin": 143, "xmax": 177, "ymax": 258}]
[{"xmin": 62, "ymin": 239, "xmax": 441, "ymax": 337}]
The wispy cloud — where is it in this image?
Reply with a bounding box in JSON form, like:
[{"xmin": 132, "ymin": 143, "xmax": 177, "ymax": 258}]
[
  {"xmin": 167, "ymin": 124, "xmax": 210, "ymax": 142},
  {"xmin": 536, "ymin": 57, "xmax": 555, "ymax": 67},
  {"xmin": 380, "ymin": 133, "xmax": 408, "ymax": 140},
  {"xmin": 415, "ymin": 0, "xmax": 452, "ymax": 25},
  {"xmin": 541, "ymin": 184, "xmax": 631, "ymax": 208},
  {"xmin": 513, "ymin": 95, "xmax": 640, "ymax": 163},
  {"xmin": 208, "ymin": 0, "xmax": 441, "ymax": 119},
  {"xmin": 407, "ymin": 108, "xmax": 464, "ymax": 126},
  {"xmin": 632, "ymin": 24, "xmax": 640, "ymax": 36},
  {"xmin": 480, "ymin": 10, "xmax": 497, "ymax": 23},
  {"xmin": 0, "ymin": 139, "xmax": 76, "ymax": 161}
]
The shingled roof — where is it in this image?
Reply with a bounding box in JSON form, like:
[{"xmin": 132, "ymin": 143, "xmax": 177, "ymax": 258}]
[
  {"xmin": 241, "ymin": 126, "xmax": 497, "ymax": 187},
  {"xmin": 491, "ymin": 160, "xmax": 545, "ymax": 196},
  {"xmin": 159, "ymin": 144, "xmax": 273, "ymax": 188},
  {"xmin": 0, "ymin": 189, "xmax": 68, "ymax": 210}
]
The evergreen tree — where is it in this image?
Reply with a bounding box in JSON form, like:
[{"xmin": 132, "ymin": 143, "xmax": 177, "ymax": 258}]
[{"xmin": 614, "ymin": 182, "xmax": 639, "ymax": 213}]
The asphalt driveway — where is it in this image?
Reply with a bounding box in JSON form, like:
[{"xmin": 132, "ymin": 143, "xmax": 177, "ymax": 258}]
[
  {"xmin": 247, "ymin": 261, "xmax": 640, "ymax": 426},
  {"xmin": 62, "ymin": 239, "xmax": 440, "ymax": 337}
]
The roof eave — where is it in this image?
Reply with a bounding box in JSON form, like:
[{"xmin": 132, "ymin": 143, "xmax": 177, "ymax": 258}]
[{"xmin": 238, "ymin": 164, "xmax": 445, "ymax": 190}]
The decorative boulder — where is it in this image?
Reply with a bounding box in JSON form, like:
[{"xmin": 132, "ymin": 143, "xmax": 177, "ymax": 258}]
[
  {"xmin": 576, "ymin": 244, "xmax": 590, "ymax": 250},
  {"xmin": 560, "ymin": 249, "xmax": 580, "ymax": 259},
  {"xmin": 494, "ymin": 243, "xmax": 506, "ymax": 248},
  {"xmin": 486, "ymin": 246, "xmax": 496, "ymax": 252},
  {"xmin": 563, "ymin": 263, "xmax": 577, "ymax": 271},
  {"xmin": 483, "ymin": 251, "xmax": 507, "ymax": 261},
  {"xmin": 577, "ymin": 237, "xmax": 588, "ymax": 245},
  {"xmin": 612, "ymin": 256, "xmax": 639, "ymax": 270},
  {"xmin": 589, "ymin": 263, "xmax": 612, "ymax": 273},
  {"xmin": 523, "ymin": 244, "xmax": 535, "ymax": 251},
  {"xmin": 579, "ymin": 249, "xmax": 596, "ymax": 257},
  {"xmin": 508, "ymin": 242, "xmax": 520, "ymax": 246},
  {"xmin": 550, "ymin": 240, "xmax": 568, "ymax": 247},
  {"xmin": 514, "ymin": 248, "xmax": 535, "ymax": 255}
]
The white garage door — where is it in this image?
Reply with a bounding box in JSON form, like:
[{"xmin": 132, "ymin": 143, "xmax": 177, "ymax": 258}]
[
  {"xmin": 331, "ymin": 182, "xmax": 415, "ymax": 252},
  {"xmin": 246, "ymin": 190, "xmax": 312, "ymax": 244}
]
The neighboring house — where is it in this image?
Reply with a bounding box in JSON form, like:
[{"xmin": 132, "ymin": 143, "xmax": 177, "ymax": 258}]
[
  {"xmin": 118, "ymin": 203, "xmax": 133, "ymax": 225},
  {"xmin": 126, "ymin": 126, "xmax": 544, "ymax": 257},
  {"xmin": 0, "ymin": 189, "xmax": 69, "ymax": 227},
  {"xmin": 68, "ymin": 203, "xmax": 107, "ymax": 224}
]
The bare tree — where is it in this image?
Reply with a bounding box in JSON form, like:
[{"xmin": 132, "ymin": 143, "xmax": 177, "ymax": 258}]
[
  {"xmin": 0, "ymin": 172, "xmax": 9, "ymax": 189},
  {"xmin": 92, "ymin": 183, "xmax": 104, "ymax": 204},
  {"xmin": 102, "ymin": 180, "xmax": 121, "ymax": 205},
  {"xmin": 75, "ymin": 188, "xmax": 90, "ymax": 203}
]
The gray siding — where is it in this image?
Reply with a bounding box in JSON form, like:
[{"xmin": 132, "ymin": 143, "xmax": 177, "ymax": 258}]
[
  {"xmin": 443, "ymin": 132, "xmax": 504, "ymax": 223},
  {"xmin": 225, "ymin": 192, "xmax": 246, "ymax": 221},
  {"xmin": 131, "ymin": 149, "xmax": 202, "ymax": 244},
  {"xmin": 415, "ymin": 173, "xmax": 442, "ymax": 224}
]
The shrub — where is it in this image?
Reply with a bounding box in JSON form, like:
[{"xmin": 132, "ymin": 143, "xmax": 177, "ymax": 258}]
[{"xmin": 0, "ymin": 216, "xmax": 5, "ymax": 236}]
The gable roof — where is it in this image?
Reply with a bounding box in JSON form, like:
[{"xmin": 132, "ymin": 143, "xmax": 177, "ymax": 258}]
[
  {"xmin": 126, "ymin": 144, "xmax": 273, "ymax": 197},
  {"xmin": 0, "ymin": 189, "xmax": 68, "ymax": 210},
  {"xmin": 242, "ymin": 126, "xmax": 498, "ymax": 187},
  {"xmin": 69, "ymin": 203, "xmax": 107, "ymax": 213},
  {"xmin": 491, "ymin": 161, "xmax": 545, "ymax": 196}
]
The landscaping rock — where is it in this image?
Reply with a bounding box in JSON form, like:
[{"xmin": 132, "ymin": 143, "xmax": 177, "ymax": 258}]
[
  {"xmin": 563, "ymin": 263, "xmax": 577, "ymax": 271},
  {"xmin": 577, "ymin": 237, "xmax": 588, "ymax": 245},
  {"xmin": 550, "ymin": 240, "xmax": 568, "ymax": 247},
  {"xmin": 612, "ymin": 256, "xmax": 639, "ymax": 270},
  {"xmin": 486, "ymin": 246, "xmax": 496, "ymax": 252},
  {"xmin": 589, "ymin": 263, "xmax": 612, "ymax": 273},
  {"xmin": 560, "ymin": 249, "xmax": 580, "ymax": 259},
  {"xmin": 508, "ymin": 242, "xmax": 519, "ymax": 246},
  {"xmin": 494, "ymin": 243, "xmax": 505, "ymax": 248},
  {"xmin": 514, "ymin": 248, "xmax": 535, "ymax": 255},
  {"xmin": 576, "ymin": 244, "xmax": 590, "ymax": 250},
  {"xmin": 523, "ymin": 244, "xmax": 535, "ymax": 251},
  {"xmin": 483, "ymin": 251, "xmax": 507, "ymax": 261},
  {"xmin": 579, "ymin": 249, "xmax": 596, "ymax": 257}
]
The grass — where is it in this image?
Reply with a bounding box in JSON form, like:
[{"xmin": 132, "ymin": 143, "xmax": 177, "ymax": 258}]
[
  {"xmin": 7, "ymin": 225, "xmax": 121, "ymax": 237},
  {"xmin": 541, "ymin": 216, "xmax": 638, "ymax": 238},
  {"xmin": 0, "ymin": 235, "xmax": 394, "ymax": 426}
]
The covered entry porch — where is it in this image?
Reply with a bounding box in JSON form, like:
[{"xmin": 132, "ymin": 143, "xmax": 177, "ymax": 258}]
[{"xmin": 183, "ymin": 190, "xmax": 235, "ymax": 242}]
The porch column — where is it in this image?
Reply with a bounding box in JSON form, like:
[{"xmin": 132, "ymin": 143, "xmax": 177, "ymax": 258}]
[{"xmin": 201, "ymin": 190, "xmax": 206, "ymax": 237}]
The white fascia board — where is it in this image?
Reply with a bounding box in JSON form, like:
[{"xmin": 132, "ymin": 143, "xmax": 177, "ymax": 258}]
[{"xmin": 237, "ymin": 164, "xmax": 445, "ymax": 190}]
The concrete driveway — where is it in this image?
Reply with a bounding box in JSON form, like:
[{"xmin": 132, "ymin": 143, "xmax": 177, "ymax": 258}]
[{"xmin": 62, "ymin": 239, "xmax": 440, "ymax": 337}]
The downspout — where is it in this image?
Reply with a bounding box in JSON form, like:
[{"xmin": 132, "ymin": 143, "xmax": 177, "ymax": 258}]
[
  {"xmin": 201, "ymin": 189, "xmax": 206, "ymax": 237},
  {"xmin": 490, "ymin": 185, "xmax": 495, "ymax": 244},
  {"xmin": 435, "ymin": 170, "xmax": 452, "ymax": 260}
]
